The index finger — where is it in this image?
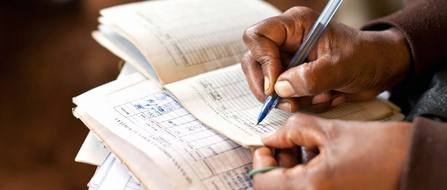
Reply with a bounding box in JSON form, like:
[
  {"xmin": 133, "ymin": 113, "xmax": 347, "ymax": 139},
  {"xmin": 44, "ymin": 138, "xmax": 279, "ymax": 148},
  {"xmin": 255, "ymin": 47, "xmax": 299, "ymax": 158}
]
[
  {"xmin": 242, "ymin": 15, "xmax": 294, "ymax": 95},
  {"xmin": 262, "ymin": 113, "xmax": 327, "ymax": 149}
]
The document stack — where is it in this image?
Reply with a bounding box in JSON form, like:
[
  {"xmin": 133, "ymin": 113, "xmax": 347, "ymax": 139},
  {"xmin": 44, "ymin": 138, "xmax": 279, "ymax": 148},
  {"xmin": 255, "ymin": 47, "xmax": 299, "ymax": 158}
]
[{"xmin": 73, "ymin": 0, "xmax": 404, "ymax": 189}]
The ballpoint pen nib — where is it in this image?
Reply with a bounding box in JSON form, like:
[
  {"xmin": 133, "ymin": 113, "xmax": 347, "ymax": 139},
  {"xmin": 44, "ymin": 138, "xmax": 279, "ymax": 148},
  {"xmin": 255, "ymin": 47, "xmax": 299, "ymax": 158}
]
[{"xmin": 256, "ymin": 94, "xmax": 279, "ymax": 125}]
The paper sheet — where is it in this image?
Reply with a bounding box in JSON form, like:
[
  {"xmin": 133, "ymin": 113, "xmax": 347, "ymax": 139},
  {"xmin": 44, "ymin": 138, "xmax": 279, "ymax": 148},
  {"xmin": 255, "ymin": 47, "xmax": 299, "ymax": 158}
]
[
  {"xmin": 74, "ymin": 74, "xmax": 253, "ymax": 189},
  {"xmin": 89, "ymin": 153, "xmax": 143, "ymax": 190},
  {"xmin": 75, "ymin": 64, "xmax": 139, "ymax": 166},
  {"xmin": 166, "ymin": 64, "xmax": 395, "ymax": 146},
  {"xmin": 75, "ymin": 132, "xmax": 110, "ymax": 166},
  {"xmin": 96, "ymin": 0, "xmax": 280, "ymax": 83}
]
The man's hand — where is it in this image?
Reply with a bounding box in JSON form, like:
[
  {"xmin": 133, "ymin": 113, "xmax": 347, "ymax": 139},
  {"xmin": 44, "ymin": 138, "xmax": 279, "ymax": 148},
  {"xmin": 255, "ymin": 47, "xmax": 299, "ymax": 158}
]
[
  {"xmin": 252, "ymin": 113, "xmax": 412, "ymax": 190},
  {"xmin": 241, "ymin": 6, "xmax": 410, "ymax": 112}
]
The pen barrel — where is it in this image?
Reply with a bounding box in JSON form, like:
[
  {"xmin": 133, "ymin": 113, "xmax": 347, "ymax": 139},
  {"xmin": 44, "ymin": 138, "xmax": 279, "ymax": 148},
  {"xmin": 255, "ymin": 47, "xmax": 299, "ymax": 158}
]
[
  {"xmin": 288, "ymin": 23, "xmax": 326, "ymax": 69},
  {"xmin": 257, "ymin": 0, "xmax": 343, "ymax": 124},
  {"xmin": 287, "ymin": 0, "xmax": 343, "ymax": 68}
]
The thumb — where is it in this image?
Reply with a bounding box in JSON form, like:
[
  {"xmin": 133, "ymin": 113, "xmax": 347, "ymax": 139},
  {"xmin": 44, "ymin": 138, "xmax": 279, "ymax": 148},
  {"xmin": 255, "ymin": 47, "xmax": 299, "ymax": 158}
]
[
  {"xmin": 262, "ymin": 113, "xmax": 327, "ymax": 149},
  {"xmin": 274, "ymin": 56, "xmax": 351, "ymax": 97}
]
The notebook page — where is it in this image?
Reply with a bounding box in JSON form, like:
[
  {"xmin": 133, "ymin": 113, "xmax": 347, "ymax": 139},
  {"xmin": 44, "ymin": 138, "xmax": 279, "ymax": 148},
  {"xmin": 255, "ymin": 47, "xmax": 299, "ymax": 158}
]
[
  {"xmin": 92, "ymin": 26, "xmax": 159, "ymax": 81},
  {"xmin": 74, "ymin": 75, "xmax": 253, "ymax": 190},
  {"xmin": 165, "ymin": 64, "xmax": 394, "ymax": 147},
  {"xmin": 88, "ymin": 153, "xmax": 143, "ymax": 190},
  {"xmin": 76, "ymin": 64, "xmax": 140, "ymax": 166},
  {"xmin": 75, "ymin": 132, "xmax": 110, "ymax": 166},
  {"xmin": 99, "ymin": 0, "xmax": 280, "ymax": 83}
]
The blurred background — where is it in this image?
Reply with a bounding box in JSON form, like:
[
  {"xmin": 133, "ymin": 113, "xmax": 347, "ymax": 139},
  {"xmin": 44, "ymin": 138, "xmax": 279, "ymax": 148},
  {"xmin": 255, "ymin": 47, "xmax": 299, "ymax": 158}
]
[{"xmin": 0, "ymin": 0, "xmax": 402, "ymax": 189}]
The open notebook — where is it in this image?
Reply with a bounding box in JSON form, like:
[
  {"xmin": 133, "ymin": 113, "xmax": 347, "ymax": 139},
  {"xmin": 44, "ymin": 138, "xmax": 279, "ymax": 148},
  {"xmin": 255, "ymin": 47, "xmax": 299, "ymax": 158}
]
[
  {"xmin": 75, "ymin": 65, "xmax": 250, "ymax": 190},
  {"xmin": 74, "ymin": 74, "xmax": 253, "ymax": 189},
  {"xmin": 90, "ymin": 0, "xmax": 402, "ymax": 147},
  {"xmin": 74, "ymin": 72, "xmax": 403, "ymax": 190},
  {"xmin": 93, "ymin": 0, "xmax": 279, "ymax": 84}
]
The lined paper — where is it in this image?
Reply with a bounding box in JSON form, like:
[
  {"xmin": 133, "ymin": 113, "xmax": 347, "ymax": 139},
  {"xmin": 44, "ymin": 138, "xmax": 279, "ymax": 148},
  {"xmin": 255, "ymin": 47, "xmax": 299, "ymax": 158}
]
[
  {"xmin": 166, "ymin": 64, "xmax": 395, "ymax": 146},
  {"xmin": 75, "ymin": 74, "xmax": 253, "ymax": 189}
]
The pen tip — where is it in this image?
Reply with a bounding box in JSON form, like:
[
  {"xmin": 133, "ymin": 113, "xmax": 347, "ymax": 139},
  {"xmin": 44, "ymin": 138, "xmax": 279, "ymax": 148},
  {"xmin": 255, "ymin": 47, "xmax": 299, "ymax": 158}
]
[{"xmin": 256, "ymin": 121, "xmax": 260, "ymax": 125}]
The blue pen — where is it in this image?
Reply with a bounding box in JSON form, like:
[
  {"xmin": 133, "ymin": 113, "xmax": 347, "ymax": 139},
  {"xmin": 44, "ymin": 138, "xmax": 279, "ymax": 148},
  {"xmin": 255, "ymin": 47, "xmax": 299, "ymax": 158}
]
[{"xmin": 257, "ymin": 0, "xmax": 343, "ymax": 124}]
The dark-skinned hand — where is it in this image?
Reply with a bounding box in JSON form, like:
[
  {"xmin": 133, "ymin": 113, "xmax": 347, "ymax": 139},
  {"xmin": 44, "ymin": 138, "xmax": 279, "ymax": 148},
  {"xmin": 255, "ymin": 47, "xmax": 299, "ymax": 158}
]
[
  {"xmin": 241, "ymin": 6, "xmax": 410, "ymax": 112},
  {"xmin": 252, "ymin": 113, "xmax": 412, "ymax": 190}
]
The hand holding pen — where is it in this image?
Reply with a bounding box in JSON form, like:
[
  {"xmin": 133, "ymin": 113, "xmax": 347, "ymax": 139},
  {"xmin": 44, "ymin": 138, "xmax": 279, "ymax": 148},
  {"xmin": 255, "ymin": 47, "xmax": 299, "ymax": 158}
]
[{"xmin": 241, "ymin": 0, "xmax": 409, "ymax": 123}]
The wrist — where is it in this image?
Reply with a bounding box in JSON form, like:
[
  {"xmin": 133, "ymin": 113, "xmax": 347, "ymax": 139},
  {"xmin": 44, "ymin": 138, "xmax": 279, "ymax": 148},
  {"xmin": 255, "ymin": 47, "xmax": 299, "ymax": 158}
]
[
  {"xmin": 360, "ymin": 28, "xmax": 411, "ymax": 90},
  {"xmin": 382, "ymin": 28, "xmax": 411, "ymax": 88}
]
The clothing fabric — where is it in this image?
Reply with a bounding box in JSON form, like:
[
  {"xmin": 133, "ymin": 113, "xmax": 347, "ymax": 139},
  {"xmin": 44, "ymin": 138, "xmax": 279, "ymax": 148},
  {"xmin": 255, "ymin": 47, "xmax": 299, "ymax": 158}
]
[{"xmin": 362, "ymin": 0, "xmax": 447, "ymax": 189}]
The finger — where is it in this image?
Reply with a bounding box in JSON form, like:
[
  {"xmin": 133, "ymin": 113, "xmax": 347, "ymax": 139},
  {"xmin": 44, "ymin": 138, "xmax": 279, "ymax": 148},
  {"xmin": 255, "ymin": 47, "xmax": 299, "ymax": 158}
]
[
  {"xmin": 243, "ymin": 30, "xmax": 282, "ymax": 95},
  {"xmin": 275, "ymin": 55, "xmax": 351, "ymax": 97},
  {"xmin": 253, "ymin": 167, "xmax": 294, "ymax": 190},
  {"xmin": 297, "ymin": 96, "xmax": 333, "ymax": 113},
  {"xmin": 301, "ymin": 147, "xmax": 319, "ymax": 163},
  {"xmin": 243, "ymin": 15, "xmax": 304, "ymax": 95},
  {"xmin": 253, "ymin": 164, "xmax": 319, "ymax": 190},
  {"xmin": 277, "ymin": 96, "xmax": 334, "ymax": 113},
  {"xmin": 256, "ymin": 159, "xmax": 328, "ymax": 190},
  {"xmin": 312, "ymin": 92, "xmax": 332, "ymax": 105},
  {"xmin": 262, "ymin": 113, "xmax": 327, "ymax": 149},
  {"xmin": 241, "ymin": 52, "xmax": 267, "ymax": 102},
  {"xmin": 343, "ymin": 90, "xmax": 380, "ymax": 102},
  {"xmin": 276, "ymin": 148, "xmax": 300, "ymax": 168},
  {"xmin": 331, "ymin": 94, "xmax": 347, "ymax": 107},
  {"xmin": 253, "ymin": 147, "xmax": 278, "ymax": 169},
  {"xmin": 255, "ymin": 142, "xmax": 330, "ymax": 190},
  {"xmin": 277, "ymin": 98, "xmax": 299, "ymax": 113}
]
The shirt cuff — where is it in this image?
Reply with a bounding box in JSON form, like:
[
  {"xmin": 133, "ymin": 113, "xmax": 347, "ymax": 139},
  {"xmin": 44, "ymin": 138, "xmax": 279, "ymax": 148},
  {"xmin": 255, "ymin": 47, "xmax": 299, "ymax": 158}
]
[{"xmin": 400, "ymin": 117, "xmax": 447, "ymax": 190}]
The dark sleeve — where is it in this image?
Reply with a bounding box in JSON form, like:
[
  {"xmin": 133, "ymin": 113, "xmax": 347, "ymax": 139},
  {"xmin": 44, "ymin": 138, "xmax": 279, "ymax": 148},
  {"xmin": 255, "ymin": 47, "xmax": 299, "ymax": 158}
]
[
  {"xmin": 362, "ymin": 0, "xmax": 447, "ymax": 77},
  {"xmin": 399, "ymin": 117, "xmax": 447, "ymax": 190}
]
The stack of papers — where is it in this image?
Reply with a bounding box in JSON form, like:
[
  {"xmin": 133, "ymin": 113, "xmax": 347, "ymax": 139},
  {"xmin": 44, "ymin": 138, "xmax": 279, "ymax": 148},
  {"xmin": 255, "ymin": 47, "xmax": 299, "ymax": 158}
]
[
  {"xmin": 73, "ymin": 1, "xmax": 404, "ymax": 189},
  {"xmin": 76, "ymin": 65, "xmax": 144, "ymax": 190}
]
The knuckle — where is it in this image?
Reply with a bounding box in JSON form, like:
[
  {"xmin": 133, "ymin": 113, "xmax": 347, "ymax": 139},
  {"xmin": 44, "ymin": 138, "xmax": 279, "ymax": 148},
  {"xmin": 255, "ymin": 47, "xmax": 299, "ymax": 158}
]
[
  {"xmin": 288, "ymin": 6, "xmax": 312, "ymax": 14},
  {"xmin": 288, "ymin": 113, "xmax": 316, "ymax": 130},
  {"xmin": 244, "ymin": 15, "xmax": 285, "ymax": 43},
  {"xmin": 243, "ymin": 16, "xmax": 277, "ymax": 42},
  {"xmin": 240, "ymin": 52, "xmax": 252, "ymax": 69},
  {"xmin": 321, "ymin": 120, "xmax": 337, "ymax": 141},
  {"xmin": 240, "ymin": 52, "xmax": 249, "ymax": 65},
  {"xmin": 286, "ymin": 113, "xmax": 301, "ymax": 125},
  {"xmin": 285, "ymin": 6, "xmax": 318, "ymax": 21},
  {"xmin": 242, "ymin": 26, "xmax": 257, "ymax": 44},
  {"xmin": 257, "ymin": 55, "xmax": 274, "ymax": 66}
]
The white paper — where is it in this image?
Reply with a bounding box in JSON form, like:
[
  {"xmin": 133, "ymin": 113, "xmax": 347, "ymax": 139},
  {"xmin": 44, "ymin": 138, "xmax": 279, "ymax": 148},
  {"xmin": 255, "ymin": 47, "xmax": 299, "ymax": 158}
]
[
  {"xmin": 74, "ymin": 75, "xmax": 253, "ymax": 189},
  {"xmin": 166, "ymin": 64, "xmax": 395, "ymax": 146},
  {"xmin": 95, "ymin": 0, "xmax": 280, "ymax": 83},
  {"xmin": 89, "ymin": 153, "xmax": 143, "ymax": 190}
]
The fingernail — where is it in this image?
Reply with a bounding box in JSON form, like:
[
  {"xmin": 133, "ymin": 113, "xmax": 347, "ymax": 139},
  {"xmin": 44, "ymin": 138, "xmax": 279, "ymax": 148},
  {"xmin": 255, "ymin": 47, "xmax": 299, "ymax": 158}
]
[
  {"xmin": 264, "ymin": 76, "xmax": 270, "ymax": 94},
  {"xmin": 275, "ymin": 80, "xmax": 295, "ymax": 97},
  {"xmin": 331, "ymin": 96, "xmax": 345, "ymax": 107},
  {"xmin": 312, "ymin": 94, "xmax": 330, "ymax": 104},
  {"xmin": 277, "ymin": 101, "xmax": 292, "ymax": 112}
]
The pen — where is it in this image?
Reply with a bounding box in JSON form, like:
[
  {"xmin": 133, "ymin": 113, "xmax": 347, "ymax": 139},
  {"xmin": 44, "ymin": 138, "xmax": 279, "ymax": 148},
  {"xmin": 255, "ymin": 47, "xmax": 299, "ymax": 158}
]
[{"xmin": 257, "ymin": 0, "xmax": 343, "ymax": 124}]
